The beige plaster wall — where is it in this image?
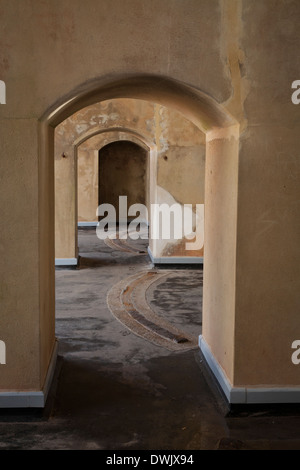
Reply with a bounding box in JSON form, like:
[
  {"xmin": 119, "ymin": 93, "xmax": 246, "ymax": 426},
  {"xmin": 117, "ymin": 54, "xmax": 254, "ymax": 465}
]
[
  {"xmin": 0, "ymin": 0, "xmax": 299, "ymax": 396},
  {"xmin": 202, "ymin": 131, "xmax": 239, "ymax": 382},
  {"xmin": 77, "ymin": 146, "xmax": 98, "ymax": 223},
  {"xmin": 233, "ymin": 0, "xmax": 300, "ymax": 386},
  {"xmin": 0, "ymin": 120, "xmax": 41, "ymax": 389}
]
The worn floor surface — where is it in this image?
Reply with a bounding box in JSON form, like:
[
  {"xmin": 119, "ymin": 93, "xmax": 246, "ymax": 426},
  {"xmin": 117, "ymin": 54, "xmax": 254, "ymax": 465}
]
[{"xmin": 0, "ymin": 228, "xmax": 300, "ymax": 451}]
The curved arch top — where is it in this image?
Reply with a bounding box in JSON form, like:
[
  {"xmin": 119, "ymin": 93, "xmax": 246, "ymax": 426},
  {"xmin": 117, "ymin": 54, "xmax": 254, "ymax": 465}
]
[
  {"xmin": 41, "ymin": 74, "xmax": 238, "ymax": 134},
  {"xmin": 74, "ymin": 126, "xmax": 156, "ymax": 152}
]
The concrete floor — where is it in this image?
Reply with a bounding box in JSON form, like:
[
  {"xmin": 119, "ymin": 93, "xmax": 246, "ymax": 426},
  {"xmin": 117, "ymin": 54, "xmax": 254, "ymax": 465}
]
[{"xmin": 1, "ymin": 228, "xmax": 300, "ymax": 450}]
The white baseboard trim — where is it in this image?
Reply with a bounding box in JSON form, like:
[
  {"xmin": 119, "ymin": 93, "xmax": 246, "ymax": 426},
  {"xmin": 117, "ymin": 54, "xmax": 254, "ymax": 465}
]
[
  {"xmin": 55, "ymin": 258, "xmax": 78, "ymax": 266},
  {"xmin": 199, "ymin": 335, "xmax": 300, "ymax": 404},
  {"xmin": 147, "ymin": 247, "xmax": 203, "ymax": 265},
  {"xmin": 0, "ymin": 339, "xmax": 58, "ymax": 408},
  {"xmin": 78, "ymin": 221, "xmax": 98, "ymax": 227},
  {"xmin": 77, "ymin": 220, "xmax": 149, "ymax": 228}
]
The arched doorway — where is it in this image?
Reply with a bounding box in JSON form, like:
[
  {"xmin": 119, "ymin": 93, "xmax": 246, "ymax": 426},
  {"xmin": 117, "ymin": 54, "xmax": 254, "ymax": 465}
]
[
  {"xmin": 98, "ymin": 140, "xmax": 147, "ymax": 222},
  {"xmin": 55, "ymin": 122, "xmax": 157, "ymax": 264},
  {"xmin": 76, "ymin": 135, "xmax": 151, "ymax": 262},
  {"xmin": 38, "ymin": 74, "xmax": 239, "ymax": 406},
  {"xmin": 54, "ymin": 97, "xmax": 207, "ymax": 266}
]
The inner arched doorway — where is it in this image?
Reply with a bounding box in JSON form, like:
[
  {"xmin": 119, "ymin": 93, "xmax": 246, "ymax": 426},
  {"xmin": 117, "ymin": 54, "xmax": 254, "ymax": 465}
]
[
  {"xmin": 76, "ymin": 135, "xmax": 151, "ymax": 261},
  {"xmin": 98, "ymin": 140, "xmax": 147, "ymax": 222},
  {"xmin": 73, "ymin": 127, "xmax": 155, "ymax": 261}
]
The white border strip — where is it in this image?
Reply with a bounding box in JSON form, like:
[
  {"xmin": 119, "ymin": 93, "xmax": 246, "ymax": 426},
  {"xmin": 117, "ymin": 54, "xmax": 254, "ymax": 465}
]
[
  {"xmin": 55, "ymin": 258, "xmax": 78, "ymax": 266},
  {"xmin": 199, "ymin": 335, "xmax": 300, "ymax": 404},
  {"xmin": 199, "ymin": 335, "xmax": 245, "ymax": 403},
  {"xmin": 78, "ymin": 222, "xmax": 98, "ymax": 227},
  {"xmin": 0, "ymin": 339, "xmax": 58, "ymax": 408},
  {"xmin": 147, "ymin": 247, "xmax": 203, "ymax": 265}
]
